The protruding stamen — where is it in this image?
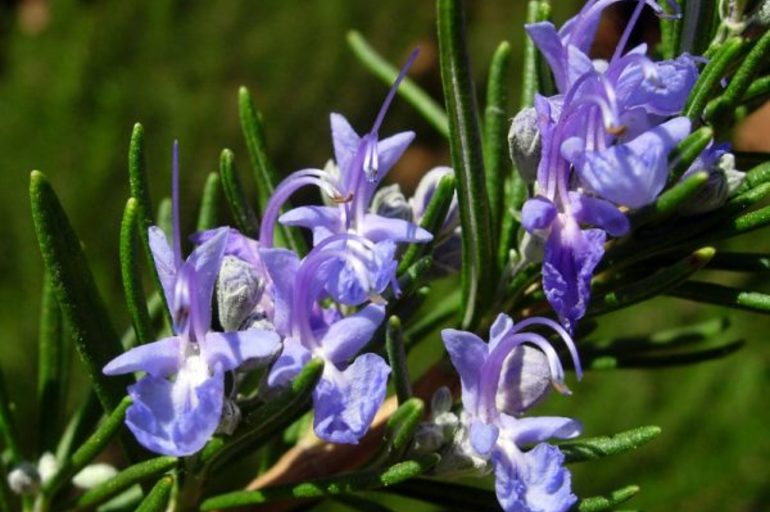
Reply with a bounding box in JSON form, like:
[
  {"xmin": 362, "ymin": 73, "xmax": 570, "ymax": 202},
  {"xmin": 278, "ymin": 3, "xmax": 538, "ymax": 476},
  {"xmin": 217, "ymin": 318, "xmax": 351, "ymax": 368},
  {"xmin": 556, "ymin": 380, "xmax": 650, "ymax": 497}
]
[{"xmin": 370, "ymin": 48, "xmax": 420, "ymax": 136}]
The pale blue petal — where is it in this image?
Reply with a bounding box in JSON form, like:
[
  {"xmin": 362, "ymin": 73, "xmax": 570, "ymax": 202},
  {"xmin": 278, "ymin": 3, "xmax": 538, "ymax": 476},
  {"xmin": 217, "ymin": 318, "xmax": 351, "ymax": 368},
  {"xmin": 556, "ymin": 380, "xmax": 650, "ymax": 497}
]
[
  {"xmin": 184, "ymin": 227, "xmax": 229, "ymax": 338},
  {"xmin": 320, "ymin": 304, "xmax": 385, "ymax": 365},
  {"xmin": 568, "ymin": 192, "xmax": 630, "ymax": 237},
  {"xmin": 442, "ymin": 329, "xmax": 488, "ymax": 413},
  {"xmin": 331, "ymin": 113, "xmax": 361, "ymax": 189},
  {"xmin": 260, "ymin": 248, "xmax": 301, "ymax": 335},
  {"xmin": 103, "ymin": 336, "xmax": 182, "ymax": 377},
  {"xmin": 148, "ymin": 226, "xmax": 176, "ymax": 310},
  {"xmin": 470, "ymin": 420, "xmax": 500, "ymax": 458},
  {"xmin": 266, "ymin": 338, "xmax": 311, "ymax": 389},
  {"xmin": 360, "ymin": 214, "xmax": 433, "ymax": 243},
  {"xmin": 521, "ymin": 197, "xmax": 557, "ymax": 232},
  {"xmin": 312, "ymin": 353, "xmax": 390, "ymax": 444},
  {"xmin": 203, "ymin": 330, "xmax": 282, "ymax": 372}
]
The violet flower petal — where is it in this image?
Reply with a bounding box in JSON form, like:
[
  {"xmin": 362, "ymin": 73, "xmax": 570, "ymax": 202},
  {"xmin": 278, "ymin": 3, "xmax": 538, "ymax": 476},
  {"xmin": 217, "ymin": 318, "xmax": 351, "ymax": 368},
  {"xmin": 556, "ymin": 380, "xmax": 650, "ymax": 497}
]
[
  {"xmin": 442, "ymin": 328, "xmax": 489, "ymax": 413},
  {"xmin": 279, "ymin": 206, "xmax": 342, "ymax": 245},
  {"xmin": 203, "ymin": 330, "xmax": 282, "ymax": 373},
  {"xmin": 102, "ymin": 336, "xmax": 182, "ymax": 377},
  {"xmin": 522, "ymin": 197, "xmax": 557, "ymax": 232},
  {"xmin": 470, "ymin": 420, "xmax": 500, "ymax": 457},
  {"xmin": 568, "ymin": 191, "xmax": 630, "ymax": 237},
  {"xmin": 184, "ymin": 227, "xmax": 229, "ymax": 338},
  {"xmin": 360, "ymin": 214, "xmax": 433, "ymax": 243},
  {"xmin": 125, "ymin": 368, "xmax": 224, "ymax": 457},
  {"xmin": 319, "ymin": 304, "xmax": 385, "ymax": 365},
  {"xmin": 266, "ymin": 338, "xmax": 311, "ymax": 389},
  {"xmin": 501, "ymin": 416, "xmax": 583, "ymax": 446},
  {"xmin": 260, "ymin": 248, "xmax": 301, "ymax": 335},
  {"xmin": 312, "ymin": 353, "xmax": 390, "ymax": 444},
  {"xmin": 331, "ymin": 113, "xmax": 361, "ymax": 191},
  {"xmin": 148, "ymin": 226, "xmax": 177, "ymax": 309}
]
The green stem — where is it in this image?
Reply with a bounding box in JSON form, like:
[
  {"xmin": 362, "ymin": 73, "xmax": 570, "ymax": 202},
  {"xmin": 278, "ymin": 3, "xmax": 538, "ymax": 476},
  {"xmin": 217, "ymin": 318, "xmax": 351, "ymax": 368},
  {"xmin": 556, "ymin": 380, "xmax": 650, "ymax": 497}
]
[{"xmin": 37, "ymin": 275, "xmax": 63, "ymax": 453}]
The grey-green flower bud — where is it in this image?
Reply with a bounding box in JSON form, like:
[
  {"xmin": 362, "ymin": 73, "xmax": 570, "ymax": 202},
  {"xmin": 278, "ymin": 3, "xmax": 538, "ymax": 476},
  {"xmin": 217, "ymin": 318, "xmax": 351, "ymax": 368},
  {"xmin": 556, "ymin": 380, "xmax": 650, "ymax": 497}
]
[
  {"xmin": 508, "ymin": 107, "xmax": 541, "ymax": 183},
  {"xmin": 8, "ymin": 462, "xmax": 41, "ymax": 496},
  {"xmin": 217, "ymin": 256, "xmax": 265, "ymax": 331},
  {"xmin": 371, "ymin": 183, "xmax": 413, "ymax": 221},
  {"xmin": 496, "ymin": 345, "xmax": 551, "ymax": 415},
  {"xmin": 682, "ymin": 151, "xmax": 745, "ymax": 215},
  {"xmin": 73, "ymin": 463, "xmax": 118, "ymax": 489},
  {"xmin": 430, "ymin": 386, "xmax": 453, "ymax": 417}
]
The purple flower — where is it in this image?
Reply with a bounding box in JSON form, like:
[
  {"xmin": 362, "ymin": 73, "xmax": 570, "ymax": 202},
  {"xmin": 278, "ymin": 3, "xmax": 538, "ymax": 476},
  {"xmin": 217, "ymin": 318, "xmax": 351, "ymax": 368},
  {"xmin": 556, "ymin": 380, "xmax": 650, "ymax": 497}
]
[
  {"xmin": 261, "ymin": 234, "xmax": 390, "ymax": 444},
  {"xmin": 442, "ymin": 314, "xmax": 583, "ymax": 512},
  {"xmin": 103, "ymin": 143, "xmax": 280, "ymax": 456},
  {"xmin": 256, "ymin": 50, "xmax": 431, "ymax": 305}
]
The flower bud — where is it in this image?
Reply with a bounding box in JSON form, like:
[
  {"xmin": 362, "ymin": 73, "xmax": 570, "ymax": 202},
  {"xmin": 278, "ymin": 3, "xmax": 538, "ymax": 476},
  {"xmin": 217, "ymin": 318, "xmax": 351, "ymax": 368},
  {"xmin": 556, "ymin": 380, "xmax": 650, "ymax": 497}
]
[
  {"xmin": 217, "ymin": 256, "xmax": 265, "ymax": 331},
  {"xmin": 8, "ymin": 462, "xmax": 41, "ymax": 496},
  {"xmin": 411, "ymin": 166, "xmax": 458, "ymax": 227},
  {"xmin": 412, "ymin": 423, "xmax": 445, "ymax": 453},
  {"xmin": 508, "ymin": 107, "xmax": 541, "ymax": 183},
  {"xmin": 37, "ymin": 453, "xmax": 57, "ymax": 484},
  {"xmin": 434, "ymin": 413, "xmax": 492, "ymax": 478},
  {"xmin": 371, "ymin": 184, "xmax": 413, "ymax": 221},
  {"xmin": 73, "ymin": 463, "xmax": 118, "ymax": 489},
  {"xmin": 681, "ymin": 147, "xmax": 745, "ymax": 215},
  {"xmin": 496, "ymin": 344, "xmax": 552, "ymax": 415},
  {"xmin": 430, "ymin": 386, "xmax": 453, "ymax": 417}
]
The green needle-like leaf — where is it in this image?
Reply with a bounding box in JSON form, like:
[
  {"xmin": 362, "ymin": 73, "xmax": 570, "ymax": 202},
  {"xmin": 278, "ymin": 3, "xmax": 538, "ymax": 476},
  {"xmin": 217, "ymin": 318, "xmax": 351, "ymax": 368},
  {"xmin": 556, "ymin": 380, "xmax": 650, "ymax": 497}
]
[
  {"xmin": 201, "ymin": 359, "xmax": 324, "ymax": 474},
  {"xmin": 0, "ymin": 366, "xmax": 21, "ymax": 465},
  {"xmin": 667, "ymin": 126, "xmax": 713, "ymax": 183},
  {"xmin": 388, "ymin": 478, "xmax": 499, "ymax": 511},
  {"xmin": 684, "ymin": 36, "xmax": 748, "ymax": 121},
  {"xmin": 520, "ymin": 1, "xmax": 546, "ymax": 107},
  {"xmin": 659, "ymin": 0, "xmax": 683, "ymax": 59},
  {"xmin": 438, "ymin": 0, "xmax": 494, "ymax": 329},
  {"xmin": 708, "ymin": 251, "xmax": 770, "ymax": 272},
  {"xmin": 585, "ymin": 340, "xmax": 744, "ymax": 370},
  {"xmin": 484, "ymin": 41, "xmax": 512, "ymax": 240},
  {"xmin": 705, "ymin": 28, "xmax": 770, "ymax": 124},
  {"xmin": 589, "ymin": 247, "xmax": 714, "ymax": 316},
  {"xmin": 220, "ymin": 148, "xmax": 260, "ymax": 237},
  {"xmin": 73, "ymin": 457, "xmax": 177, "ymax": 510},
  {"xmin": 379, "ymin": 398, "xmax": 424, "ymax": 466},
  {"xmin": 238, "ymin": 87, "xmax": 305, "ymax": 254},
  {"xmin": 678, "ymin": 0, "xmax": 719, "ymax": 56},
  {"xmin": 37, "ymin": 275, "xmax": 64, "ymax": 452},
  {"xmin": 120, "ymin": 198, "xmax": 154, "ymax": 347},
  {"xmin": 30, "ymin": 171, "xmax": 129, "ymax": 413},
  {"xmin": 559, "ymin": 426, "xmax": 662, "ymax": 463},
  {"xmin": 390, "ymin": 256, "xmax": 433, "ymax": 304},
  {"xmin": 44, "ymin": 397, "xmax": 134, "ymax": 499},
  {"xmin": 576, "ymin": 485, "xmax": 640, "ymax": 512},
  {"xmin": 398, "ymin": 174, "xmax": 455, "ymax": 273},
  {"xmin": 386, "ymin": 316, "xmax": 412, "ymax": 405},
  {"xmin": 669, "ymin": 280, "xmax": 770, "ymax": 313},
  {"xmin": 737, "ymin": 160, "xmax": 770, "ymax": 193},
  {"xmin": 197, "ymin": 172, "xmax": 222, "ymax": 231},
  {"xmin": 346, "ymin": 31, "xmax": 450, "ymax": 138},
  {"xmin": 632, "ymin": 171, "xmax": 709, "ymax": 228},
  {"xmin": 200, "ymin": 455, "xmax": 439, "ymax": 510},
  {"xmin": 135, "ymin": 474, "xmax": 174, "ymax": 512}
]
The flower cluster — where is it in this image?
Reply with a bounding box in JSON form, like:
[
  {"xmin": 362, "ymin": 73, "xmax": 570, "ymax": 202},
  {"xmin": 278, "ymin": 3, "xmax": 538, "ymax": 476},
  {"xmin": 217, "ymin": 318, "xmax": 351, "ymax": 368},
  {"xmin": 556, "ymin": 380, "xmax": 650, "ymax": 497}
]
[{"xmin": 512, "ymin": 0, "xmax": 700, "ymax": 332}]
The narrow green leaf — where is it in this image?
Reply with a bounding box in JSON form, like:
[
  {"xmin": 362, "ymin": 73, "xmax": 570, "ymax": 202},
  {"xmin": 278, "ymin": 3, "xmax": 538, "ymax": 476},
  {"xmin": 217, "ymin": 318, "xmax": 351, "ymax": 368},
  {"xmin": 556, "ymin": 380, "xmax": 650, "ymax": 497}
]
[
  {"xmin": 740, "ymin": 75, "xmax": 770, "ymax": 107},
  {"xmin": 589, "ymin": 247, "xmax": 714, "ymax": 316},
  {"xmin": 679, "ymin": 0, "xmax": 719, "ymax": 56},
  {"xmin": 667, "ymin": 126, "xmax": 713, "ymax": 183},
  {"xmin": 382, "ymin": 398, "xmax": 424, "ymax": 463},
  {"xmin": 737, "ymin": 160, "xmax": 770, "ymax": 193},
  {"xmin": 201, "ymin": 359, "xmax": 324, "ymax": 474},
  {"xmin": 584, "ymin": 317, "xmax": 730, "ymax": 354},
  {"xmin": 120, "ymin": 198, "xmax": 154, "ymax": 347},
  {"xmin": 197, "ymin": 172, "xmax": 221, "ymax": 231},
  {"xmin": 135, "ymin": 474, "xmax": 174, "ymax": 512},
  {"xmin": 55, "ymin": 391, "xmax": 102, "ymax": 463},
  {"xmin": 718, "ymin": 203, "xmax": 770, "ymax": 237},
  {"xmin": 559, "ymin": 426, "xmax": 662, "ymax": 464},
  {"xmin": 37, "ymin": 275, "xmax": 63, "ymax": 452},
  {"xmin": 346, "ymin": 31, "xmax": 450, "ymax": 138},
  {"xmin": 156, "ymin": 197, "xmax": 173, "ymax": 242},
  {"xmin": 669, "ymin": 280, "xmax": 770, "ymax": 313},
  {"xmin": 44, "ymin": 397, "xmax": 133, "ymax": 499},
  {"xmin": 388, "ymin": 478, "xmax": 499, "ymax": 511},
  {"xmin": 29, "ymin": 171, "xmax": 129, "ymax": 412},
  {"xmin": 577, "ymin": 485, "xmax": 640, "ymax": 512},
  {"xmin": 483, "ymin": 41, "xmax": 512, "ymax": 240},
  {"xmin": 0, "ymin": 366, "xmax": 21, "ymax": 465},
  {"xmin": 585, "ymin": 340, "xmax": 744, "ymax": 370},
  {"xmin": 497, "ymin": 174, "xmax": 528, "ymax": 269},
  {"xmin": 390, "ymin": 256, "xmax": 433, "ymax": 304},
  {"xmin": 705, "ymin": 28, "xmax": 770, "ymax": 123},
  {"xmin": 398, "ymin": 174, "xmax": 455, "ymax": 273},
  {"xmin": 386, "ymin": 316, "xmax": 412, "ymax": 405},
  {"xmin": 73, "ymin": 457, "xmax": 177, "ymax": 510},
  {"xmin": 659, "ymin": 0, "xmax": 683, "ymax": 59},
  {"xmin": 238, "ymin": 87, "xmax": 305, "ymax": 254},
  {"xmin": 200, "ymin": 455, "xmax": 439, "ymax": 510},
  {"xmin": 520, "ymin": 1, "xmax": 546, "ymax": 107},
  {"xmin": 437, "ymin": 0, "xmax": 494, "ymax": 329},
  {"xmin": 220, "ymin": 148, "xmax": 260, "ymax": 237},
  {"xmin": 708, "ymin": 251, "xmax": 770, "ymax": 272},
  {"xmin": 684, "ymin": 36, "xmax": 748, "ymax": 121},
  {"xmin": 633, "ymin": 171, "xmax": 709, "ymax": 227}
]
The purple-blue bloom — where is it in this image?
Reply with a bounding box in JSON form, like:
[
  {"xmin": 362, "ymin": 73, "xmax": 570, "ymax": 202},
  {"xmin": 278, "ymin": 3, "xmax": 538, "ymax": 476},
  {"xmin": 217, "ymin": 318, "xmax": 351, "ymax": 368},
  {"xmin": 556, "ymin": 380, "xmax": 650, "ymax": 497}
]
[
  {"xmin": 518, "ymin": 0, "xmax": 699, "ymax": 331},
  {"xmin": 257, "ymin": 50, "xmax": 432, "ymax": 305},
  {"xmin": 261, "ymin": 233, "xmax": 390, "ymax": 444},
  {"xmin": 103, "ymin": 143, "xmax": 280, "ymax": 456},
  {"xmin": 442, "ymin": 314, "xmax": 583, "ymax": 512}
]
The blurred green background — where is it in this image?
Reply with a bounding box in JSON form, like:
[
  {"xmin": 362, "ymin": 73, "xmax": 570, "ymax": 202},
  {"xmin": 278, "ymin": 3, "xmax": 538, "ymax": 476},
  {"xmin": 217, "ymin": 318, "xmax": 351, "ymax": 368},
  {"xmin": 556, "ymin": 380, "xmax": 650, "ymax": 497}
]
[{"xmin": 0, "ymin": 0, "xmax": 768, "ymax": 510}]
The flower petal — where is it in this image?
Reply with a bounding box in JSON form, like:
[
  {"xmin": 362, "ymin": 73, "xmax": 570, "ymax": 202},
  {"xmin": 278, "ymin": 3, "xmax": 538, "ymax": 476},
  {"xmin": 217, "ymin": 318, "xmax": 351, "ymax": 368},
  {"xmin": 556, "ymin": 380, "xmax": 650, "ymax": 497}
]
[
  {"xmin": 260, "ymin": 248, "xmax": 301, "ymax": 335},
  {"xmin": 266, "ymin": 338, "xmax": 311, "ymax": 389},
  {"xmin": 331, "ymin": 113, "xmax": 361, "ymax": 190},
  {"xmin": 125, "ymin": 370, "xmax": 224, "ymax": 456},
  {"xmin": 184, "ymin": 227, "xmax": 229, "ymax": 338},
  {"xmin": 312, "ymin": 353, "xmax": 390, "ymax": 444},
  {"xmin": 568, "ymin": 192, "xmax": 630, "ymax": 237},
  {"xmin": 526, "ymin": 22, "xmax": 567, "ymax": 91},
  {"xmin": 148, "ymin": 226, "xmax": 176, "ymax": 309},
  {"xmin": 203, "ymin": 330, "xmax": 282, "ymax": 373},
  {"xmin": 493, "ymin": 443, "xmax": 576, "ymax": 512},
  {"xmin": 360, "ymin": 214, "xmax": 433, "ymax": 243},
  {"xmin": 470, "ymin": 420, "xmax": 500, "ymax": 457},
  {"xmin": 442, "ymin": 329, "xmax": 488, "ymax": 413},
  {"xmin": 319, "ymin": 304, "xmax": 385, "ymax": 365},
  {"xmin": 279, "ymin": 206, "xmax": 342, "ymax": 245},
  {"xmin": 521, "ymin": 197, "xmax": 557, "ymax": 232},
  {"xmin": 502, "ymin": 416, "xmax": 583, "ymax": 445},
  {"xmin": 102, "ymin": 336, "xmax": 182, "ymax": 377}
]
